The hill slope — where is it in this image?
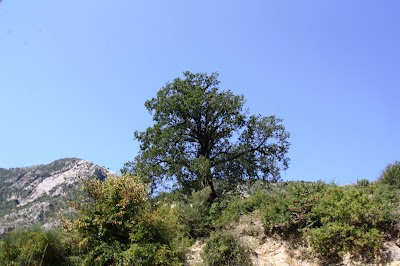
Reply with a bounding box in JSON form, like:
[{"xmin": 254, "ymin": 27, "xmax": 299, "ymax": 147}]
[{"xmin": 0, "ymin": 158, "xmax": 116, "ymax": 236}]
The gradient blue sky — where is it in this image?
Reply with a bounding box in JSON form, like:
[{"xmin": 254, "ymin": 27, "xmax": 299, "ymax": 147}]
[{"xmin": 1, "ymin": 1, "xmax": 399, "ymax": 184}]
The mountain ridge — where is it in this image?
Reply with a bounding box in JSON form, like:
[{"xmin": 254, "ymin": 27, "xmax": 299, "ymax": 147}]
[{"xmin": 0, "ymin": 158, "xmax": 117, "ymax": 237}]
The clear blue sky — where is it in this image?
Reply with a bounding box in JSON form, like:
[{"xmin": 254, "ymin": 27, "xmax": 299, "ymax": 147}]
[{"xmin": 0, "ymin": 1, "xmax": 399, "ymax": 184}]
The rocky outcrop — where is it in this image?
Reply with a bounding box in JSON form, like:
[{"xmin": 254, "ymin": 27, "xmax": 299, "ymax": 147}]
[{"xmin": 0, "ymin": 158, "xmax": 117, "ymax": 237}]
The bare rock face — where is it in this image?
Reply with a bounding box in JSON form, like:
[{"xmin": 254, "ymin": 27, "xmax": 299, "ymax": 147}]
[{"xmin": 0, "ymin": 158, "xmax": 117, "ymax": 237}]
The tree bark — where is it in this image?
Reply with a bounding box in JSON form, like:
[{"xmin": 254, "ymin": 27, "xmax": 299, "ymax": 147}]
[{"xmin": 202, "ymin": 171, "xmax": 217, "ymax": 204}]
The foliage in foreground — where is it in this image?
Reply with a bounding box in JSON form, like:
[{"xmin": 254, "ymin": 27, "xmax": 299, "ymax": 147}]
[
  {"xmin": 64, "ymin": 174, "xmax": 190, "ymax": 266},
  {"xmin": 307, "ymin": 183, "xmax": 397, "ymax": 258},
  {"xmin": 1, "ymin": 163, "xmax": 400, "ymax": 265},
  {"xmin": 211, "ymin": 179, "xmax": 399, "ymax": 261},
  {"xmin": 259, "ymin": 181, "xmax": 398, "ymax": 260},
  {"xmin": 0, "ymin": 227, "xmax": 69, "ymax": 266}
]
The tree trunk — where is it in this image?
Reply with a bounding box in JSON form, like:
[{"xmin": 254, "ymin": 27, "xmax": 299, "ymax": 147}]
[{"xmin": 202, "ymin": 171, "xmax": 217, "ymax": 204}]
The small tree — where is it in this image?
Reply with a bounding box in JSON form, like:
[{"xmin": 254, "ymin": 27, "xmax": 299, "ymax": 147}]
[
  {"xmin": 127, "ymin": 71, "xmax": 290, "ymax": 199},
  {"xmin": 377, "ymin": 161, "xmax": 400, "ymax": 189},
  {"xmin": 202, "ymin": 231, "xmax": 253, "ymax": 266},
  {"xmin": 66, "ymin": 174, "xmax": 188, "ymax": 265},
  {"xmin": 67, "ymin": 174, "xmax": 148, "ymax": 256}
]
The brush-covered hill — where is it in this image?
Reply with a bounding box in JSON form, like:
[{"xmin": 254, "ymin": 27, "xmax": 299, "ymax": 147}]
[
  {"xmin": 0, "ymin": 158, "xmax": 116, "ymax": 236},
  {"xmin": 1, "ymin": 162, "xmax": 400, "ymax": 265}
]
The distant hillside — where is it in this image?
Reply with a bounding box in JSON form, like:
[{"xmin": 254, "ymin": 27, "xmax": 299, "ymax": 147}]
[{"xmin": 0, "ymin": 158, "xmax": 116, "ymax": 237}]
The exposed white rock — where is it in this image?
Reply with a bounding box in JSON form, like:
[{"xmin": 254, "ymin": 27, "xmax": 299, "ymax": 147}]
[
  {"xmin": 0, "ymin": 158, "xmax": 117, "ymax": 237},
  {"xmin": 24, "ymin": 160, "xmax": 86, "ymax": 204}
]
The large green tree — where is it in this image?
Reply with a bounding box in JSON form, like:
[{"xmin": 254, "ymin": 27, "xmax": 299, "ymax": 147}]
[{"xmin": 127, "ymin": 71, "xmax": 290, "ymax": 198}]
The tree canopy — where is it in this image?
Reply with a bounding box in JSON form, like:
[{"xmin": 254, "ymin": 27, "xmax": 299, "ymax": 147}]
[{"xmin": 127, "ymin": 71, "xmax": 290, "ymax": 198}]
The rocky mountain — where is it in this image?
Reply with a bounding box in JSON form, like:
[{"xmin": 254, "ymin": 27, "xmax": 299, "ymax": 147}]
[{"xmin": 0, "ymin": 158, "xmax": 117, "ymax": 237}]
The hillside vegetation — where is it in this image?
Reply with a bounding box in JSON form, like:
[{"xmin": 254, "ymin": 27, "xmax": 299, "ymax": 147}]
[{"xmin": 1, "ymin": 163, "xmax": 400, "ymax": 265}]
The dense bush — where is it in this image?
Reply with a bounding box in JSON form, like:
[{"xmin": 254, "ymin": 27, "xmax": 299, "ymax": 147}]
[
  {"xmin": 202, "ymin": 231, "xmax": 252, "ymax": 266},
  {"xmin": 257, "ymin": 181, "xmax": 398, "ymax": 260},
  {"xmin": 377, "ymin": 161, "xmax": 400, "ymax": 189},
  {"xmin": 0, "ymin": 227, "xmax": 68, "ymax": 266},
  {"xmin": 307, "ymin": 222, "xmax": 383, "ymax": 259},
  {"xmin": 306, "ymin": 184, "xmax": 397, "ymax": 259},
  {"xmin": 214, "ymin": 190, "xmax": 268, "ymax": 229},
  {"xmin": 259, "ymin": 181, "xmax": 327, "ymax": 235},
  {"xmin": 179, "ymin": 187, "xmax": 214, "ymax": 238},
  {"xmin": 69, "ymin": 174, "xmax": 148, "ymax": 246},
  {"xmin": 65, "ymin": 174, "xmax": 190, "ymax": 265}
]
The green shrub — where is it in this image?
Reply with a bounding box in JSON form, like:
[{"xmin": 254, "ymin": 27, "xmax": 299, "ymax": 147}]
[
  {"xmin": 81, "ymin": 242, "xmax": 124, "ymax": 266},
  {"xmin": 377, "ymin": 161, "xmax": 400, "ymax": 188},
  {"xmin": 214, "ymin": 196, "xmax": 252, "ymax": 228},
  {"xmin": 180, "ymin": 187, "xmax": 214, "ymax": 238},
  {"xmin": 0, "ymin": 227, "xmax": 68, "ymax": 266},
  {"xmin": 310, "ymin": 184, "xmax": 396, "ymax": 227},
  {"xmin": 215, "ymin": 188, "xmax": 278, "ymax": 229},
  {"xmin": 202, "ymin": 231, "xmax": 252, "ymax": 266},
  {"xmin": 259, "ymin": 190, "xmax": 292, "ymax": 235},
  {"xmin": 138, "ymin": 203, "xmax": 191, "ymax": 263},
  {"xmin": 68, "ymin": 174, "xmax": 149, "ymax": 250},
  {"xmin": 356, "ymin": 179, "xmax": 370, "ymax": 187},
  {"xmin": 307, "ymin": 222, "xmax": 382, "ymax": 259},
  {"xmin": 123, "ymin": 243, "xmax": 182, "ymax": 266},
  {"xmin": 256, "ymin": 181, "xmax": 397, "ymax": 260},
  {"xmin": 65, "ymin": 174, "xmax": 190, "ymax": 265},
  {"xmin": 260, "ymin": 181, "xmax": 327, "ymax": 235},
  {"xmin": 305, "ymin": 183, "xmax": 397, "ymax": 259}
]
